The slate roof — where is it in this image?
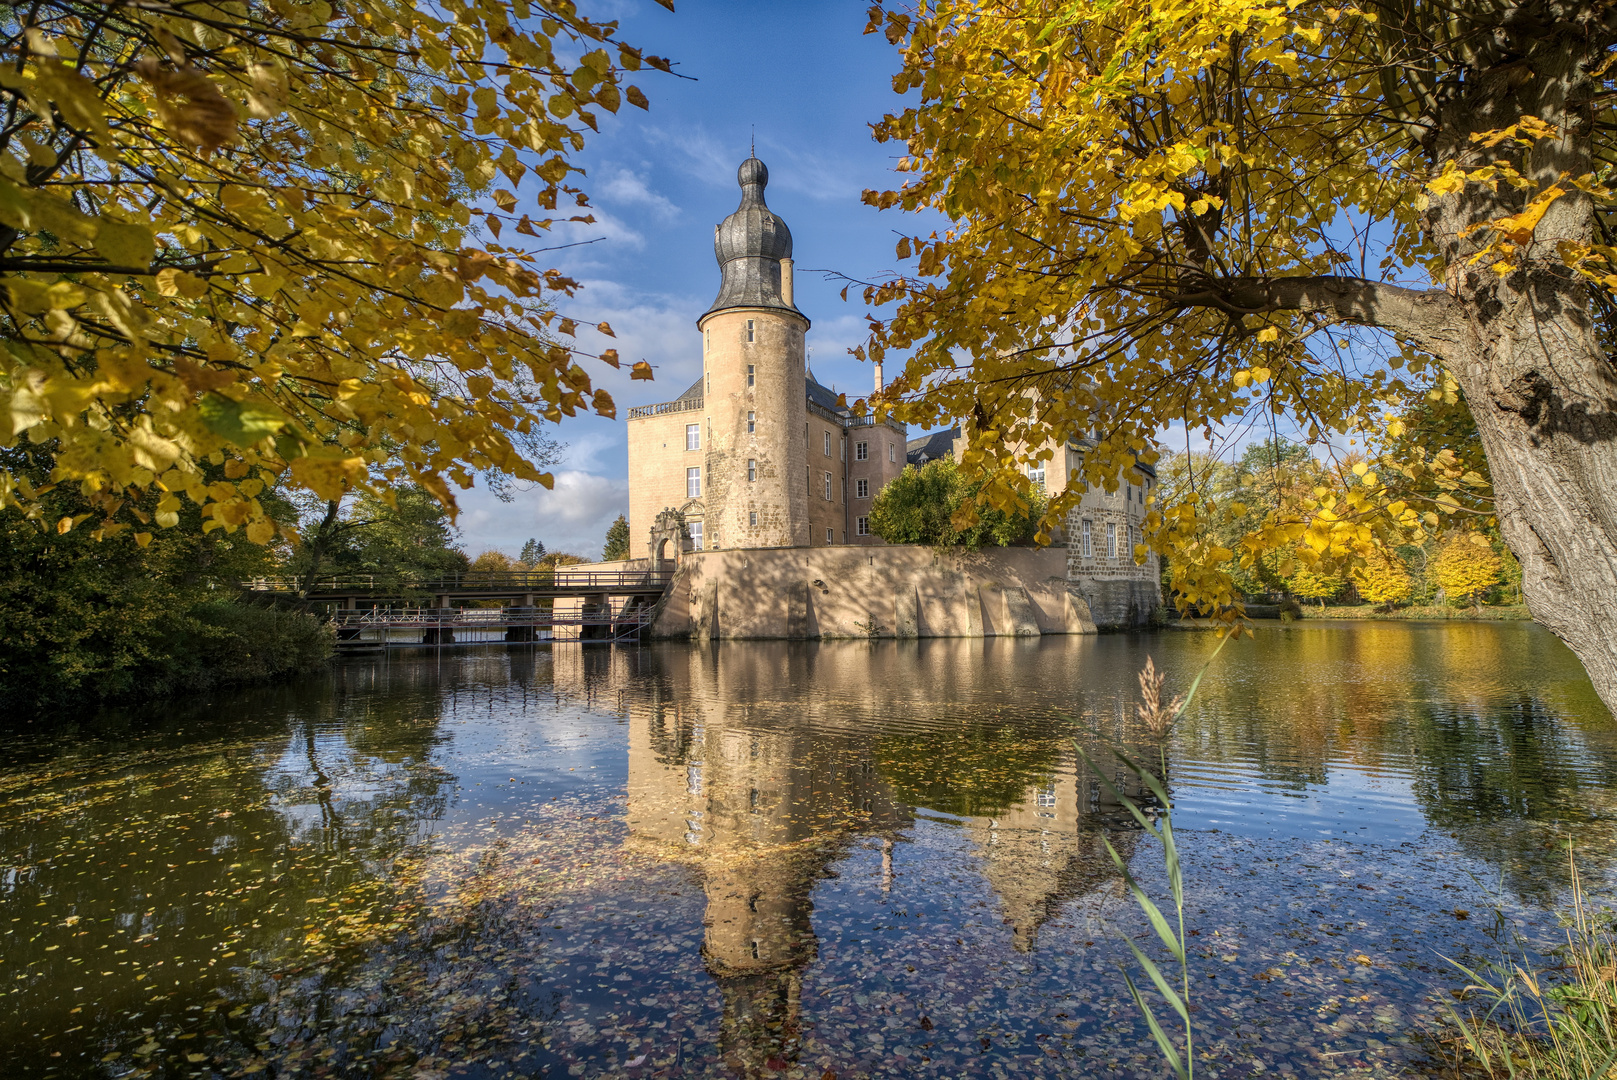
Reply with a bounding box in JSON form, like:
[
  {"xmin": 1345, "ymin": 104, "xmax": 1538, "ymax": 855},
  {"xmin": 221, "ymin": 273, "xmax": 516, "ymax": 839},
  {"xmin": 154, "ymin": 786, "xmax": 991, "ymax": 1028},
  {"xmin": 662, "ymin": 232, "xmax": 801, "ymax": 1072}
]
[
  {"xmin": 906, "ymin": 426, "xmax": 960, "ymax": 465},
  {"xmin": 706, "ymin": 157, "xmax": 805, "ymax": 322},
  {"xmin": 805, "ymin": 370, "xmax": 845, "ymax": 415}
]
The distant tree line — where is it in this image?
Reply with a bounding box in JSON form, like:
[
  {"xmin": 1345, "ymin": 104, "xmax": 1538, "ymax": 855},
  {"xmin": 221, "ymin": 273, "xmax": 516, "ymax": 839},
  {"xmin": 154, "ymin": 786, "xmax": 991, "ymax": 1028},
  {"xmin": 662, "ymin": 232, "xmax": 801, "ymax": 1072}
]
[{"xmin": 1157, "ymin": 438, "xmax": 1519, "ymax": 613}]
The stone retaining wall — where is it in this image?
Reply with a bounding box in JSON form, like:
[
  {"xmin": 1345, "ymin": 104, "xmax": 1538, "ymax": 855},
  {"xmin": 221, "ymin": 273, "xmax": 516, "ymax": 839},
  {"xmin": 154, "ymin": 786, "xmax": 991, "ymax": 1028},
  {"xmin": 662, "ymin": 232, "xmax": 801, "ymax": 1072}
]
[{"xmin": 649, "ymin": 545, "xmax": 1156, "ymax": 640}]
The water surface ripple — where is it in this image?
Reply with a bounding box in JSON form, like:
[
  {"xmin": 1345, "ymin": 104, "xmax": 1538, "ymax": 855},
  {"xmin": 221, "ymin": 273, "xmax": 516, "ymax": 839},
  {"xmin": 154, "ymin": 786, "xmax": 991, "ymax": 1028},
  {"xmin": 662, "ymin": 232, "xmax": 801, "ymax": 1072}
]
[{"xmin": 2, "ymin": 622, "xmax": 1614, "ymax": 1078}]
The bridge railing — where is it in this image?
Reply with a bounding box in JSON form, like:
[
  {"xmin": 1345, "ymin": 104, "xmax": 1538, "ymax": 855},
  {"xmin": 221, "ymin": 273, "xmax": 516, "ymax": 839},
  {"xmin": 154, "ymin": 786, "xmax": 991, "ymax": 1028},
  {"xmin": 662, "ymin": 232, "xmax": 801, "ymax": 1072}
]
[{"xmin": 245, "ymin": 568, "xmax": 675, "ymax": 594}]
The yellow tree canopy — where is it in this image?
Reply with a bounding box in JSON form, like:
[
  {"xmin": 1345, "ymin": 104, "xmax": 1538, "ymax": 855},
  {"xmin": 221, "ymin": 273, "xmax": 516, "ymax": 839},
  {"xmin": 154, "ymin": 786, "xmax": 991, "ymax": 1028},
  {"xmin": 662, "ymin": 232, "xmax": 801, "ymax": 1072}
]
[
  {"xmin": 1353, "ymin": 548, "xmax": 1413, "ymax": 607},
  {"xmin": 858, "ymin": 0, "xmax": 1617, "ymax": 710},
  {"xmin": 1432, "ymin": 532, "xmax": 1502, "ymax": 605},
  {"xmin": 0, "ymin": 0, "xmax": 670, "ymax": 544}
]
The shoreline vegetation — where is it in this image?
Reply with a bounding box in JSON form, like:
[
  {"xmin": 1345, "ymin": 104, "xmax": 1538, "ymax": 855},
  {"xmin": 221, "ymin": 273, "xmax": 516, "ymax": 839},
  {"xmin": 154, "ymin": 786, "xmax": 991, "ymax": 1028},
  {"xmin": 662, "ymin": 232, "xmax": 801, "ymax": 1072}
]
[{"xmin": 1167, "ymin": 602, "xmax": 1533, "ymax": 625}]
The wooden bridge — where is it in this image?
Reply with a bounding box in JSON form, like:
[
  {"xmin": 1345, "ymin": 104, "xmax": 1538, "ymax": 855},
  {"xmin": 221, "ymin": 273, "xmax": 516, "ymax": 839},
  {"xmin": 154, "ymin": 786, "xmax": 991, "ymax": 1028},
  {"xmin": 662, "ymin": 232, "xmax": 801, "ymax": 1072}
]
[{"xmin": 243, "ymin": 568, "xmax": 675, "ymax": 648}]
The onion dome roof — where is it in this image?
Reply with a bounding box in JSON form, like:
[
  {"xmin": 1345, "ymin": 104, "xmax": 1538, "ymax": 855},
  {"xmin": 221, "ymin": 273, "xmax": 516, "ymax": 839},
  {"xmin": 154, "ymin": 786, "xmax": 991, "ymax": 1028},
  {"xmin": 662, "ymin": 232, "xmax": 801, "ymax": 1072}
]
[{"xmin": 705, "ymin": 156, "xmax": 804, "ymax": 321}]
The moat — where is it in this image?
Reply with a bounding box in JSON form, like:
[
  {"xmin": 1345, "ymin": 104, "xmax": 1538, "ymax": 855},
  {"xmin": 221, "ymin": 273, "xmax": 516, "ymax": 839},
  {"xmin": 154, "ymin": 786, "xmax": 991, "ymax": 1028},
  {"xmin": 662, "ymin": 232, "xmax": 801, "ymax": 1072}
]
[{"xmin": 3, "ymin": 623, "xmax": 1614, "ymax": 1078}]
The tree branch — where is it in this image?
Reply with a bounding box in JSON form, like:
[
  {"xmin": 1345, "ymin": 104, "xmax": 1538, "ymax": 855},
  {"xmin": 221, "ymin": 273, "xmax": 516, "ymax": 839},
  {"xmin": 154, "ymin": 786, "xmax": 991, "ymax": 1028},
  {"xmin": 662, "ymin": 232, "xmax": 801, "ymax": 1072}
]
[{"xmin": 1167, "ymin": 275, "xmax": 1469, "ymax": 354}]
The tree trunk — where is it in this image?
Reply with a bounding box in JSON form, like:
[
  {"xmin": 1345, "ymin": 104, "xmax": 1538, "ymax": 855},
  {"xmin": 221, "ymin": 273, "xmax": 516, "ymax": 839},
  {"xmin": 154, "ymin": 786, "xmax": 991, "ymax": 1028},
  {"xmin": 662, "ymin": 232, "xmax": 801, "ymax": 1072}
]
[{"xmin": 1450, "ymin": 314, "xmax": 1617, "ymax": 713}]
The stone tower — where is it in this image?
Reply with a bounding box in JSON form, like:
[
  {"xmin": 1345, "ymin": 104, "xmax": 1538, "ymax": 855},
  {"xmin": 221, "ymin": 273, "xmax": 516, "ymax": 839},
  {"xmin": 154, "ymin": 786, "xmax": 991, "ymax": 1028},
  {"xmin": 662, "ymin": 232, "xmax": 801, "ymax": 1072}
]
[{"xmin": 697, "ymin": 156, "xmax": 810, "ymax": 550}]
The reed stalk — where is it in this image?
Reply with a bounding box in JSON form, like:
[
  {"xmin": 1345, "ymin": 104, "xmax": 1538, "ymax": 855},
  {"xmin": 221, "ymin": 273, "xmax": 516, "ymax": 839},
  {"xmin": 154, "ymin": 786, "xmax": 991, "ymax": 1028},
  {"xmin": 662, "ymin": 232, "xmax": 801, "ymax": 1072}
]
[
  {"xmin": 1436, "ymin": 847, "xmax": 1617, "ymax": 1079},
  {"xmin": 1075, "ymin": 630, "xmax": 1232, "ymax": 1080}
]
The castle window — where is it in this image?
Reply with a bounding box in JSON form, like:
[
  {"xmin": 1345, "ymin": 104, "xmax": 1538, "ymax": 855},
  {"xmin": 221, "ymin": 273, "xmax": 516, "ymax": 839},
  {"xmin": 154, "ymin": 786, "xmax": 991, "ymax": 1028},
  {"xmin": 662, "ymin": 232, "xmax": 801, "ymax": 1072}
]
[
  {"xmin": 856, "ymin": 478, "xmax": 869, "ymax": 499},
  {"xmin": 687, "ymin": 467, "xmax": 701, "ymax": 498},
  {"xmin": 857, "ymin": 516, "xmax": 869, "ymax": 536},
  {"xmin": 747, "ymin": 411, "xmax": 755, "ymax": 433},
  {"xmin": 747, "ymin": 364, "xmax": 755, "ymax": 387},
  {"xmin": 824, "ymin": 431, "xmax": 832, "ymax": 456},
  {"xmin": 1107, "ymin": 522, "xmax": 1117, "ymax": 559},
  {"xmin": 750, "ymin": 511, "xmax": 758, "ymax": 527},
  {"xmin": 747, "ymin": 459, "xmax": 757, "ymax": 482},
  {"xmin": 1028, "ymin": 462, "xmax": 1045, "ymax": 489},
  {"xmin": 826, "ymin": 527, "xmax": 834, "ymax": 543},
  {"xmin": 689, "ymin": 521, "xmax": 703, "ymax": 549},
  {"xmin": 686, "ymin": 424, "xmax": 700, "ymax": 451},
  {"xmin": 889, "ymin": 443, "xmax": 895, "ymax": 462},
  {"xmin": 856, "ymin": 441, "xmax": 868, "ymax": 461},
  {"xmin": 746, "ymin": 319, "xmax": 755, "ymax": 342},
  {"xmin": 1082, "ymin": 519, "xmax": 1093, "ymax": 558},
  {"xmin": 704, "ymin": 328, "xmax": 710, "ymax": 353},
  {"xmin": 823, "ymin": 472, "xmax": 832, "ymax": 500}
]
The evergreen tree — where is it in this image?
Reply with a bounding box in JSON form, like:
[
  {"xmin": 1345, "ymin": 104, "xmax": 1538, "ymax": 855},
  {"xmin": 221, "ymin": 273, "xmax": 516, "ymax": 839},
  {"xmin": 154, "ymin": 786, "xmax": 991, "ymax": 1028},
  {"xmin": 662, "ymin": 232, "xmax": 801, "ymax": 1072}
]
[
  {"xmin": 519, "ymin": 538, "xmax": 547, "ymax": 567},
  {"xmin": 602, "ymin": 516, "xmax": 631, "ymax": 561}
]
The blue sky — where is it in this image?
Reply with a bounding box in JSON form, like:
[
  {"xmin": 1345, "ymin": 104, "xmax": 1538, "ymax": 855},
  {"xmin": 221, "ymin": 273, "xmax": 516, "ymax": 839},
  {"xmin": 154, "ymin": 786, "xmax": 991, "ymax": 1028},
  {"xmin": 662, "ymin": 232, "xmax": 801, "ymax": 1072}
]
[{"xmin": 457, "ymin": 0, "xmax": 916, "ymax": 558}]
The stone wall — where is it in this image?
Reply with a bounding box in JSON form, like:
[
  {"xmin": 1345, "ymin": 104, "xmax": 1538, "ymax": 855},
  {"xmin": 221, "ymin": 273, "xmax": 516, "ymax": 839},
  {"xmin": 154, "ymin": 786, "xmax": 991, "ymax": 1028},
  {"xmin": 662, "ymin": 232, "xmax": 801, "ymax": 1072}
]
[{"xmin": 650, "ymin": 545, "xmax": 1113, "ymax": 640}]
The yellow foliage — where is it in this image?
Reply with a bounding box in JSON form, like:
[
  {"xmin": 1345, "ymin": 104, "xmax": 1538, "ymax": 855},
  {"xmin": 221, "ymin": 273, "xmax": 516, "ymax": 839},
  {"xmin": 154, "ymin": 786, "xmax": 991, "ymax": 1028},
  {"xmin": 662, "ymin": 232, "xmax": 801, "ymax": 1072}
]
[
  {"xmin": 1288, "ymin": 564, "xmax": 1342, "ymax": 605},
  {"xmin": 0, "ymin": 0, "xmax": 670, "ymax": 540},
  {"xmin": 849, "ymin": 0, "xmax": 1574, "ymax": 626},
  {"xmin": 1353, "ymin": 549, "xmax": 1414, "ymax": 607},
  {"xmin": 1432, "ymin": 533, "xmax": 1502, "ymax": 605}
]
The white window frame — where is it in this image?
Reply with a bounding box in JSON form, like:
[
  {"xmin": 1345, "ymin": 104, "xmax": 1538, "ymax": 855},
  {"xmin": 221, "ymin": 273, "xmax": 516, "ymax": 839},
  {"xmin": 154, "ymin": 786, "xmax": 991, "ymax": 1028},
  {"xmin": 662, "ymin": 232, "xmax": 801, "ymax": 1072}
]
[
  {"xmin": 823, "ymin": 471, "xmax": 832, "ymax": 500},
  {"xmin": 857, "ymin": 516, "xmax": 869, "ymax": 536},
  {"xmin": 745, "ymin": 319, "xmax": 755, "ymax": 342},
  {"xmin": 747, "ymin": 411, "xmax": 755, "ymax": 433},
  {"xmin": 889, "ymin": 443, "xmax": 895, "ymax": 462},
  {"xmin": 689, "ymin": 520, "xmax": 703, "ymax": 550},
  {"xmin": 824, "ymin": 431, "xmax": 832, "ymax": 456},
  {"xmin": 687, "ymin": 467, "xmax": 701, "ymax": 498},
  {"xmin": 826, "ymin": 527, "xmax": 833, "ymax": 543},
  {"xmin": 856, "ymin": 477, "xmax": 869, "ymax": 499},
  {"xmin": 747, "ymin": 459, "xmax": 757, "ymax": 482},
  {"xmin": 1107, "ymin": 522, "xmax": 1117, "ymax": 559},
  {"xmin": 1028, "ymin": 463, "xmax": 1045, "ymax": 488},
  {"xmin": 686, "ymin": 424, "xmax": 700, "ymax": 451},
  {"xmin": 1081, "ymin": 519, "xmax": 1092, "ymax": 558},
  {"xmin": 750, "ymin": 511, "xmax": 758, "ymax": 527},
  {"xmin": 747, "ymin": 364, "xmax": 755, "ymax": 388}
]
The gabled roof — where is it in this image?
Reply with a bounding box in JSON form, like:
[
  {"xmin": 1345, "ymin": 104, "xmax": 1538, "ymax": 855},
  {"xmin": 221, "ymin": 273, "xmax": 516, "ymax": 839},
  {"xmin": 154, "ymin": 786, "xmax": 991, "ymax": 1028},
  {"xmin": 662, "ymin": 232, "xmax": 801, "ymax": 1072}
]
[
  {"xmin": 906, "ymin": 426, "xmax": 959, "ymax": 465},
  {"xmin": 676, "ymin": 377, "xmax": 703, "ymax": 402},
  {"xmin": 805, "ymin": 370, "xmax": 845, "ymax": 415}
]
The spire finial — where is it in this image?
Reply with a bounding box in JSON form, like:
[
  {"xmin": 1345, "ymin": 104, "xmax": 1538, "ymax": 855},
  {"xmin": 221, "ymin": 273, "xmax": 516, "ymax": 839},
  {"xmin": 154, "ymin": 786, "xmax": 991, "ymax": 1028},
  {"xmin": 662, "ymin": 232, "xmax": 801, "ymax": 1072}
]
[{"xmin": 750, "ymin": 126, "xmax": 755, "ymax": 156}]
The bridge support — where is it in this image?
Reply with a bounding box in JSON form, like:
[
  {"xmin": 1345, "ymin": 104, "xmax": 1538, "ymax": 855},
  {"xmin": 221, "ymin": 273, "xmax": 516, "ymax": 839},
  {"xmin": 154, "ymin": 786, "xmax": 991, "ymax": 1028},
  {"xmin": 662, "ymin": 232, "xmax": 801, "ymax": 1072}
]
[
  {"xmin": 423, "ymin": 608, "xmax": 456, "ymax": 645},
  {"xmin": 504, "ymin": 605, "xmax": 538, "ymax": 642},
  {"xmin": 580, "ymin": 592, "xmax": 613, "ymax": 641}
]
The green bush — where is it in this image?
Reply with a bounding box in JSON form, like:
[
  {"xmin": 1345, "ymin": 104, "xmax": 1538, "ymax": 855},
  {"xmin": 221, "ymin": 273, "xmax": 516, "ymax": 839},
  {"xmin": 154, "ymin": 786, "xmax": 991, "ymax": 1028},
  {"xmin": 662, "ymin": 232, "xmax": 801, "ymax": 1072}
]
[{"xmin": 868, "ymin": 458, "xmax": 1043, "ymax": 549}]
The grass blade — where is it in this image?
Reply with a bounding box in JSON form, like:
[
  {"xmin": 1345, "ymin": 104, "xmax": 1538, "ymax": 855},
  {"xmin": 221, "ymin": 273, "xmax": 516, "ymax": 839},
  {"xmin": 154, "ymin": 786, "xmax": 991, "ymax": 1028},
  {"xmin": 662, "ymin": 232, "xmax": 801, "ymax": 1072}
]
[{"xmin": 1122, "ymin": 969, "xmax": 1189, "ymax": 1080}]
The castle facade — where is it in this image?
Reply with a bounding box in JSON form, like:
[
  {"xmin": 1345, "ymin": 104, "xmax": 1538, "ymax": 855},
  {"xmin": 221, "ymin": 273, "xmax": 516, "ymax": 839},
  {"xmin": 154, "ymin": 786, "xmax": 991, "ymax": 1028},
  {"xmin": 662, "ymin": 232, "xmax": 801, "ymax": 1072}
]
[
  {"xmin": 626, "ymin": 155, "xmax": 1157, "ymax": 599},
  {"xmin": 627, "ymin": 156, "xmax": 907, "ymax": 556}
]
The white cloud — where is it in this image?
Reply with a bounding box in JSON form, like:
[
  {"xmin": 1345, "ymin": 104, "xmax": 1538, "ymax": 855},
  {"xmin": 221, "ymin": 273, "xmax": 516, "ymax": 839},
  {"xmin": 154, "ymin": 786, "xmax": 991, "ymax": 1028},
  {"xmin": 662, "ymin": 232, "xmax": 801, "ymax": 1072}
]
[
  {"xmin": 457, "ymin": 469, "xmax": 629, "ymax": 561},
  {"xmin": 599, "ymin": 167, "xmax": 680, "ymax": 220}
]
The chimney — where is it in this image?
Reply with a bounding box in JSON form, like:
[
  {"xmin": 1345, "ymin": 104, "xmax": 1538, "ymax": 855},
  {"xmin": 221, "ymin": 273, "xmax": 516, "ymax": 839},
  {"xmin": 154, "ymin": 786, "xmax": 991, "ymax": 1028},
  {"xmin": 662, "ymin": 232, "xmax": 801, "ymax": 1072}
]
[
  {"xmin": 780, "ymin": 257, "xmax": 794, "ymax": 306},
  {"xmin": 874, "ymin": 360, "xmax": 884, "ymax": 394}
]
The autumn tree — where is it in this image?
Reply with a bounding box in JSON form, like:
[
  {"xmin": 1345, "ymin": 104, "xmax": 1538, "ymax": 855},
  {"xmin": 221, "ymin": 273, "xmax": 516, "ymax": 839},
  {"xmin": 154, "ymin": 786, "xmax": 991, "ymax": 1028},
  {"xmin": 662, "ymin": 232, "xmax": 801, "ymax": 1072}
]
[
  {"xmin": 0, "ymin": 0, "xmax": 669, "ymax": 545},
  {"xmin": 859, "ymin": 0, "xmax": 1617, "ymax": 711},
  {"xmin": 1432, "ymin": 533, "xmax": 1504, "ymax": 608},
  {"xmin": 602, "ymin": 514, "xmax": 630, "ymax": 561},
  {"xmin": 1287, "ymin": 564, "xmax": 1342, "ymax": 609},
  {"xmin": 1354, "ymin": 549, "xmax": 1415, "ymax": 608}
]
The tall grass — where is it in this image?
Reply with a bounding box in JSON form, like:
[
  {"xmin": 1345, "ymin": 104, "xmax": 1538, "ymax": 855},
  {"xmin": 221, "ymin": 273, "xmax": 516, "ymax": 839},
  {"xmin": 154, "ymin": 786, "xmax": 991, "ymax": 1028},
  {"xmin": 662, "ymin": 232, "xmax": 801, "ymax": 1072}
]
[
  {"xmin": 1437, "ymin": 848, "xmax": 1617, "ymax": 1079},
  {"xmin": 1075, "ymin": 630, "xmax": 1232, "ymax": 1080}
]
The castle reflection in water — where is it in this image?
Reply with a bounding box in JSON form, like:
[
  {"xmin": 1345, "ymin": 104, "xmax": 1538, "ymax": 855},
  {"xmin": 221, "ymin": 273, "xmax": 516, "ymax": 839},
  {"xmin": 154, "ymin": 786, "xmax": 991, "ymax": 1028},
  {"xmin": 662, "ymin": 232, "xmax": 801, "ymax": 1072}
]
[{"xmin": 543, "ymin": 641, "xmax": 1147, "ymax": 1076}]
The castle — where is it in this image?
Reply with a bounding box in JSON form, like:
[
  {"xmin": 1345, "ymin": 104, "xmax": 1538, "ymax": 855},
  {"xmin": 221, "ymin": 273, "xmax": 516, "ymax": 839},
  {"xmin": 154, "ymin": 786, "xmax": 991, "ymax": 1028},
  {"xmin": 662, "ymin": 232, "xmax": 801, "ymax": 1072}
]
[
  {"xmin": 627, "ymin": 155, "xmax": 907, "ymax": 555},
  {"xmin": 625, "ymin": 156, "xmax": 1159, "ymax": 625}
]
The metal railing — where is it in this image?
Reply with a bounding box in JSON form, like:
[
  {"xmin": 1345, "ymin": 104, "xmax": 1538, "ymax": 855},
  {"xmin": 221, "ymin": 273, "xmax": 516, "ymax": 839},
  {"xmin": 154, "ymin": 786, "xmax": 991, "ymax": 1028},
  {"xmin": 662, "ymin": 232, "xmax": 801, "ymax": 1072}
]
[
  {"xmin": 246, "ymin": 568, "xmax": 675, "ymax": 594},
  {"xmin": 332, "ymin": 604, "xmax": 657, "ymax": 645},
  {"xmin": 627, "ymin": 396, "xmax": 704, "ymax": 419}
]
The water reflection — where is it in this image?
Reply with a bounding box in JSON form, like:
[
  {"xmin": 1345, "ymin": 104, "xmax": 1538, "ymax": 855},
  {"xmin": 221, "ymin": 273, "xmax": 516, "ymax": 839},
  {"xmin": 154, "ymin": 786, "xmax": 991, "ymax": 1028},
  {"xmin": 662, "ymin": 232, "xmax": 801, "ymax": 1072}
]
[{"xmin": 0, "ymin": 624, "xmax": 1611, "ymax": 1078}]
